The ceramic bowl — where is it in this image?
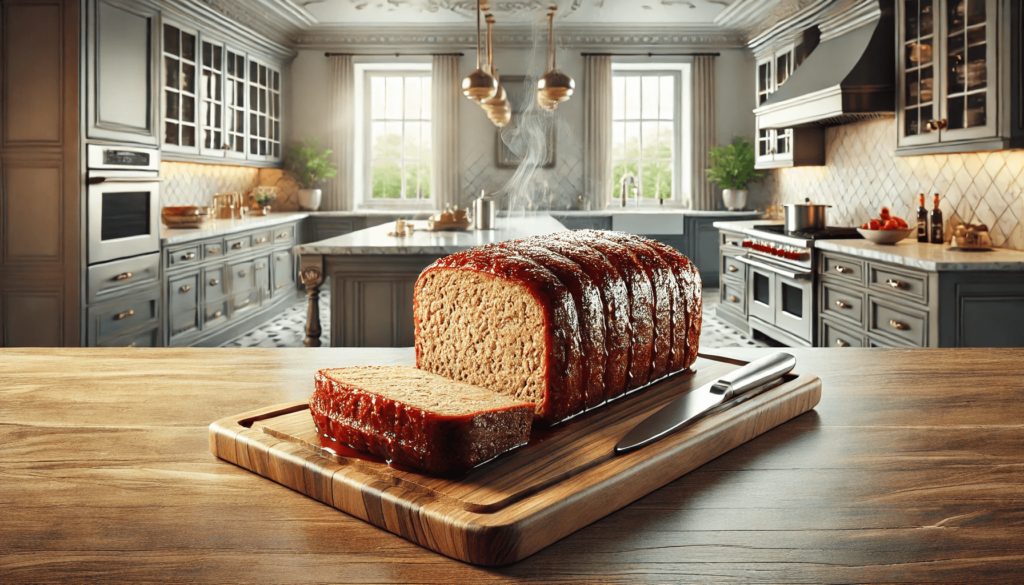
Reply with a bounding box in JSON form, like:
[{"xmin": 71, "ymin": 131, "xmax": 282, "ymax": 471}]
[{"xmin": 856, "ymin": 227, "xmax": 914, "ymax": 245}]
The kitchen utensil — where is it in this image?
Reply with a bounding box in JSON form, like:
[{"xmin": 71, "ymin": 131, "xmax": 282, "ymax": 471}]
[
  {"xmin": 615, "ymin": 352, "xmax": 797, "ymax": 454},
  {"xmin": 856, "ymin": 227, "xmax": 914, "ymax": 245},
  {"xmin": 210, "ymin": 353, "xmax": 820, "ymax": 566},
  {"xmin": 473, "ymin": 196, "xmax": 496, "ymax": 230},
  {"xmin": 784, "ymin": 198, "xmax": 831, "ymax": 232}
]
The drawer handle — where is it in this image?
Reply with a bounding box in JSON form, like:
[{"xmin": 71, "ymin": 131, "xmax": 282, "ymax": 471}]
[
  {"xmin": 277, "ymin": 232, "xmax": 289, "ymax": 239},
  {"xmin": 836, "ymin": 338, "xmax": 850, "ymax": 347},
  {"xmin": 115, "ymin": 272, "xmax": 134, "ymax": 281},
  {"xmin": 179, "ymin": 285, "xmax": 192, "ymax": 293},
  {"xmin": 237, "ymin": 298, "xmax": 250, "ymax": 308},
  {"xmin": 209, "ymin": 279, "xmax": 220, "ymax": 286},
  {"xmin": 276, "ymin": 283, "xmax": 286, "ymax": 289},
  {"xmin": 232, "ymin": 242, "xmax": 243, "ymax": 250},
  {"xmin": 834, "ymin": 265, "xmax": 852, "ymax": 274},
  {"xmin": 211, "ymin": 310, "xmax": 223, "ymax": 319},
  {"xmin": 238, "ymin": 270, "xmax": 248, "ymax": 276},
  {"xmin": 116, "ymin": 309, "xmax": 135, "ymax": 320},
  {"xmin": 182, "ymin": 252, "xmax": 196, "ymax": 260},
  {"xmin": 889, "ymin": 319, "xmax": 909, "ymax": 330},
  {"xmin": 727, "ymin": 265, "xmax": 738, "ymax": 272},
  {"xmin": 255, "ymin": 237, "xmax": 267, "ymax": 244},
  {"xmin": 834, "ymin": 300, "xmax": 851, "ymax": 309},
  {"xmin": 728, "ymin": 295, "xmax": 738, "ymax": 303},
  {"xmin": 208, "ymin": 247, "xmax": 221, "ymax": 255},
  {"xmin": 886, "ymin": 278, "xmax": 905, "ymax": 289},
  {"xmin": 255, "ymin": 264, "xmax": 265, "ymax": 270}
]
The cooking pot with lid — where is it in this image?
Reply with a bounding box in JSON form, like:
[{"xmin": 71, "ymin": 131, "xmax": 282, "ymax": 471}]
[{"xmin": 784, "ymin": 198, "xmax": 831, "ymax": 232}]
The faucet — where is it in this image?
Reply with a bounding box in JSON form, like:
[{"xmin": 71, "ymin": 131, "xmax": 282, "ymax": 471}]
[{"xmin": 619, "ymin": 174, "xmax": 635, "ymax": 208}]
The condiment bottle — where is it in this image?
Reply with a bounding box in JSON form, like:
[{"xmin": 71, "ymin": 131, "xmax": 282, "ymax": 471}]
[
  {"xmin": 917, "ymin": 193, "xmax": 928, "ymax": 242},
  {"xmin": 929, "ymin": 193, "xmax": 943, "ymax": 243}
]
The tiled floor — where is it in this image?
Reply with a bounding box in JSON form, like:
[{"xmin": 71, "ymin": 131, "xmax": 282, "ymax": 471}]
[{"xmin": 223, "ymin": 287, "xmax": 768, "ymax": 350}]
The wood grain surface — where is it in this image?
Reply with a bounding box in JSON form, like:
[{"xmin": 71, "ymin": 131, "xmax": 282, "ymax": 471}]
[
  {"xmin": 208, "ymin": 357, "xmax": 820, "ymax": 565},
  {"xmin": 3, "ymin": 347, "xmax": 1024, "ymax": 583}
]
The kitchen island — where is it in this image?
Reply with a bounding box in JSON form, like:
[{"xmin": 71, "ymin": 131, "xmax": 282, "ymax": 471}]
[
  {"xmin": 2, "ymin": 347, "xmax": 1022, "ymax": 583},
  {"xmin": 295, "ymin": 214, "xmax": 567, "ymax": 347}
]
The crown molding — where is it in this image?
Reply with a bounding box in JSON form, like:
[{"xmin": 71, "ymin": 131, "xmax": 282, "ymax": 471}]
[
  {"xmin": 193, "ymin": 0, "xmax": 318, "ymax": 48},
  {"xmin": 293, "ymin": 24, "xmax": 745, "ymax": 51},
  {"xmin": 717, "ymin": 0, "xmax": 881, "ymax": 51}
]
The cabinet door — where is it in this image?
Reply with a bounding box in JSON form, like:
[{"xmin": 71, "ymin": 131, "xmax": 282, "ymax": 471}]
[
  {"xmin": 899, "ymin": 0, "xmax": 941, "ymax": 146},
  {"xmin": 161, "ymin": 22, "xmax": 199, "ymax": 153},
  {"xmin": 246, "ymin": 57, "xmax": 282, "ymax": 162},
  {"xmin": 755, "ymin": 56, "xmax": 775, "ymax": 163},
  {"xmin": 748, "ymin": 266, "xmax": 776, "ymax": 325},
  {"xmin": 253, "ymin": 255, "xmax": 271, "ymax": 302},
  {"xmin": 273, "ymin": 250, "xmax": 295, "ymax": 295},
  {"xmin": 938, "ymin": 0, "xmax": 998, "ymax": 141},
  {"xmin": 224, "ymin": 48, "xmax": 248, "ymax": 160},
  {"xmin": 199, "ymin": 37, "xmax": 227, "ymax": 158},
  {"xmin": 85, "ymin": 0, "xmax": 159, "ymax": 145}
]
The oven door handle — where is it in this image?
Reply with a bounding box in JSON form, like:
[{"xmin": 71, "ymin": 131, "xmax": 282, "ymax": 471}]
[
  {"xmin": 736, "ymin": 255, "xmax": 812, "ymax": 281},
  {"xmin": 88, "ymin": 177, "xmax": 163, "ymax": 185}
]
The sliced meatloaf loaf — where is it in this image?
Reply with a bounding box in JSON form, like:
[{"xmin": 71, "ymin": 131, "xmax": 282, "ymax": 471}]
[
  {"xmin": 310, "ymin": 366, "xmax": 534, "ymax": 475},
  {"xmin": 499, "ymin": 240, "xmax": 607, "ymax": 410},
  {"xmin": 521, "ymin": 234, "xmax": 631, "ymax": 402},
  {"xmin": 642, "ymin": 238, "xmax": 702, "ymax": 370},
  {"xmin": 414, "ymin": 246, "xmax": 584, "ymax": 424},
  {"xmin": 593, "ymin": 231, "xmax": 680, "ymax": 382}
]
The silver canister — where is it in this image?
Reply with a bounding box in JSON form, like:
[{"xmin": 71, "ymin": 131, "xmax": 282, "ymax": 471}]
[{"xmin": 474, "ymin": 197, "xmax": 496, "ymax": 230}]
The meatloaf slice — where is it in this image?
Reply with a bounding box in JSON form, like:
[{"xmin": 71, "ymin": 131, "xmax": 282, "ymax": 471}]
[
  {"xmin": 310, "ymin": 366, "xmax": 534, "ymax": 475},
  {"xmin": 551, "ymin": 230, "xmax": 655, "ymax": 395},
  {"xmin": 414, "ymin": 247, "xmax": 584, "ymax": 424},
  {"xmin": 499, "ymin": 240, "xmax": 607, "ymax": 410},
  {"xmin": 594, "ymin": 231, "xmax": 679, "ymax": 381},
  {"xmin": 643, "ymin": 238, "xmax": 702, "ymax": 370},
  {"xmin": 522, "ymin": 234, "xmax": 630, "ymax": 402}
]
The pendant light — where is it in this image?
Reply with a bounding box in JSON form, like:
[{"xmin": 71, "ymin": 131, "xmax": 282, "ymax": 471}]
[
  {"xmin": 461, "ymin": 0, "xmax": 498, "ymax": 103},
  {"xmin": 537, "ymin": 6, "xmax": 574, "ymax": 111},
  {"xmin": 481, "ymin": 14, "xmax": 512, "ymax": 127}
]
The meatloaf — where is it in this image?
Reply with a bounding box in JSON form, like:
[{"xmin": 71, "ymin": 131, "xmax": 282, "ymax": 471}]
[{"xmin": 310, "ymin": 366, "xmax": 534, "ymax": 475}]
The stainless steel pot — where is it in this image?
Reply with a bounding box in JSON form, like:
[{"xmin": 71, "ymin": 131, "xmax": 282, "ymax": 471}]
[{"xmin": 784, "ymin": 199, "xmax": 831, "ymax": 232}]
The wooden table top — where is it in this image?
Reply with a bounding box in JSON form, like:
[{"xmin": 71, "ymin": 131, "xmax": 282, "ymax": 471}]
[{"xmin": 2, "ymin": 347, "xmax": 1022, "ymax": 583}]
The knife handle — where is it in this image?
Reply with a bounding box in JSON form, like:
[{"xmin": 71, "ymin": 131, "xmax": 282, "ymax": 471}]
[{"xmin": 712, "ymin": 352, "xmax": 797, "ymax": 400}]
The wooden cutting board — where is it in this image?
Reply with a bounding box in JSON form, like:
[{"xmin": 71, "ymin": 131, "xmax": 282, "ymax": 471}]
[{"xmin": 209, "ymin": 355, "xmax": 821, "ymax": 566}]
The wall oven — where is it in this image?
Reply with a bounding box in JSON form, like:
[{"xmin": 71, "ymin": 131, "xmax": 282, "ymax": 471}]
[{"xmin": 86, "ymin": 144, "xmax": 161, "ymax": 265}]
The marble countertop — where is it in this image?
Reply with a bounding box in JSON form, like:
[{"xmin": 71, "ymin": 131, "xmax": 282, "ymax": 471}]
[
  {"xmin": 307, "ymin": 210, "xmax": 438, "ymax": 218},
  {"xmin": 161, "ymin": 212, "xmax": 309, "ymax": 245},
  {"xmin": 553, "ymin": 209, "xmax": 763, "ymax": 217},
  {"xmin": 297, "ymin": 214, "xmax": 567, "ymax": 255},
  {"xmin": 713, "ymin": 219, "xmax": 779, "ymax": 231}
]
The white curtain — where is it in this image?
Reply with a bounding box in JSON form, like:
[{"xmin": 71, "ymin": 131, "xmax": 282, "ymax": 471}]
[
  {"xmin": 691, "ymin": 55, "xmax": 717, "ymax": 210},
  {"xmin": 327, "ymin": 55, "xmax": 355, "ymax": 210},
  {"xmin": 583, "ymin": 55, "xmax": 612, "ymax": 209},
  {"xmin": 432, "ymin": 55, "xmax": 460, "ymax": 210}
]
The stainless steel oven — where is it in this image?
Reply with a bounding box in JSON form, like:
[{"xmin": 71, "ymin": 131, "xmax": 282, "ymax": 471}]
[
  {"xmin": 738, "ymin": 254, "xmax": 814, "ymax": 344},
  {"xmin": 86, "ymin": 144, "xmax": 161, "ymax": 265}
]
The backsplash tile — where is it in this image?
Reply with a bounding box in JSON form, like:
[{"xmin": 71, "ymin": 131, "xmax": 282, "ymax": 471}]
[
  {"xmin": 771, "ymin": 118, "xmax": 1024, "ymax": 250},
  {"xmin": 160, "ymin": 162, "xmax": 302, "ymax": 211}
]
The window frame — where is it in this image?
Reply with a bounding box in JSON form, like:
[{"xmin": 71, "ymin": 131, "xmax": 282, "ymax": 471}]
[
  {"xmin": 356, "ymin": 63, "xmax": 434, "ymax": 210},
  {"xmin": 609, "ymin": 62, "xmax": 691, "ymax": 208}
]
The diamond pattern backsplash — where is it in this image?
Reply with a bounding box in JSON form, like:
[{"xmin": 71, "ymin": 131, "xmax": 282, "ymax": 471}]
[
  {"xmin": 772, "ymin": 118, "xmax": 1024, "ymax": 250},
  {"xmin": 161, "ymin": 162, "xmax": 302, "ymax": 210}
]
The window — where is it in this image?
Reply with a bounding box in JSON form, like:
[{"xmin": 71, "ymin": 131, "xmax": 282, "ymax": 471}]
[
  {"xmin": 361, "ymin": 69, "xmax": 432, "ymax": 204},
  {"xmin": 610, "ymin": 64, "xmax": 690, "ymax": 206}
]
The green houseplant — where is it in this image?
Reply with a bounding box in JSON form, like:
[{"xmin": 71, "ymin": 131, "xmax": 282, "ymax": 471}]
[
  {"xmin": 705, "ymin": 136, "xmax": 763, "ymax": 211},
  {"xmin": 285, "ymin": 138, "xmax": 338, "ymax": 211}
]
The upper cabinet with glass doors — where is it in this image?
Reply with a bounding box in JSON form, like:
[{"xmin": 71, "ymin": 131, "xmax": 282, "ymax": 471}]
[
  {"xmin": 897, "ymin": 0, "xmax": 1024, "ymax": 155},
  {"xmin": 754, "ymin": 44, "xmax": 824, "ymax": 169}
]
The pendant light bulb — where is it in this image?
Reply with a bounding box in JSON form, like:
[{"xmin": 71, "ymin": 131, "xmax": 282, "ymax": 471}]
[
  {"xmin": 462, "ymin": 0, "xmax": 498, "ymax": 103},
  {"xmin": 537, "ymin": 6, "xmax": 574, "ymax": 109}
]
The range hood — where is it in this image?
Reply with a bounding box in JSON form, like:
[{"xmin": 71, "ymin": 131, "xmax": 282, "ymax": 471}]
[{"xmin": 754, "ymin": 1, "xmax": 894, "ymax": 129}]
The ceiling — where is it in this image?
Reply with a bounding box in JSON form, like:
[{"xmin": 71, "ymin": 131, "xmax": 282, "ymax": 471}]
[{"xmin": 300, "ymin": 0, "xmax": 733, "ymax": 26}]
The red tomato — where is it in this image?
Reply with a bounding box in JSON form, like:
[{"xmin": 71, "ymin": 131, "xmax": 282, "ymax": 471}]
[
  {"xmin": 882, "ymin": 219, "xmax": 900, "ymax": 230},
  {"xmin": 868, "ymin": 219, "xmax": 882, "ymax": 230},
  {"xmin": 861, "ymin": 222, "xmax": 870, "ymax": 229},
  {"xmin": 894, "ymin": 216, "xmax": 908, "ymax": 228},
  {"xmin": 879, "ymin": 206, "xmax": 891, "ymax": 221}
]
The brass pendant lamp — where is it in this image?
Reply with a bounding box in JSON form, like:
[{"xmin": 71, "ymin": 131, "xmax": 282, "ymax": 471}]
[
  {"xmin": 461, "ymin": 0, "xmax": 498, "ymax": 103},
  {"xmin": 481, "ymin": 14, "xmax": 511, "ymax": 127},
  {"xmin": 537, "ymin": 6, "xmax": 574, "ymax": 111}
]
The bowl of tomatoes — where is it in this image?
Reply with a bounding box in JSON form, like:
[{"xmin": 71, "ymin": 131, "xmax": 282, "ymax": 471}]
[{"xmin": 857, "ymin": 207, "xmax": 914, "ymax": 245}]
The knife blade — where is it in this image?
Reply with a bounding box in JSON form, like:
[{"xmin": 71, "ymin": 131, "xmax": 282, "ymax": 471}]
[{"xmin": 614, "ymin": 352, "xmax": 797, "ymax": 454}]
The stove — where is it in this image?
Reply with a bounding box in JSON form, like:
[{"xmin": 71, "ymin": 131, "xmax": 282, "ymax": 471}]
[{"xmin": 750, "ymin": 224, "xmax": 862, "ymax": 241}]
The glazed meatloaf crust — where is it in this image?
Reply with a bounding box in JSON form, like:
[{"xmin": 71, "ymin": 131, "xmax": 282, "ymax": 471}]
[
  {"xmin": 310, "ymin": 366, "xmax": 534, "ymax": 475},
  {"xmin": 414, "ymin": 247, "xmax": 584, "ymax": 424},
  {"xmin": 642, "ymin": 238, "xmax": 702, "ymax": 370}
]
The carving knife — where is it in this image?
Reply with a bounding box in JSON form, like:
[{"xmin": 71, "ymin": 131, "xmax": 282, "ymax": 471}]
[{"xmin": 615, "ymin": 352, "xmax": 797, "ymax": 454}]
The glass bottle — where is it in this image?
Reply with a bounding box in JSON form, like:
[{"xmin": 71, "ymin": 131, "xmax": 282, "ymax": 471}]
[
  {"xmin": 929, "ymin": 193, "xmax": 943, "ymax": 243},
  {"xmin": 917, "ymin": 193, "xmax": 929, "ymax": 242}
]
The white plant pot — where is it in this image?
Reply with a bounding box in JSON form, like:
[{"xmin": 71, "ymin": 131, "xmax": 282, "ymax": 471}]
[
  {"xmin": 722, "ymin": 188, "xmax": 748, "ymax": 211},
  {"xmin": 298, "ymin": 188, "xmax": 322, "ymax": 211}
]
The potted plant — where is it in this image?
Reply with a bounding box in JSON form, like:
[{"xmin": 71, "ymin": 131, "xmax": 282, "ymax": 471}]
[
  {"xmin": 285, "ymin": 138, "xmax": 338, "ymax": 211},
  {"xmin": 705, "ymin": 137, "xmax": 763, "ymax": 211}
]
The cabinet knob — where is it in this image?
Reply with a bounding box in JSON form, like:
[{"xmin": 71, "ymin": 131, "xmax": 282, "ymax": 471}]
[
  {"xmin": 237, "ymin": 298, "xmax": 250, "ymax": 308},
  {"xmin": 889, "ymin": 319, "xmax": 909, "ymax": 330},
  {"xmin": 179, "ymin": 285, "xmax": 192, "ymax": 293},
  {"xmin": 727, "ymin": 265, "xmax": 738, "ymax": 272},
  {"xmin": 209, "ymin": 279, "xmax": 220, "ymax": 286},
  {"xmin": 834, "ymin": 300, "xmax": 851, "ymax": 309},
  {"xmin": 886, "ymin": 278, "xmax": 905, "ymax": 289},
  {"xmin": 255, "ymin": 264, "xmax": 265, "ymax": 270},
  {"xmin": 277, "ymin": 232, "xmax": 288, "ymax": 239},
  {"xmin": 212, "ymin": 310, "xmax": 223, "ymax": 319},
  {"xmin": 182, "ymin": 252, "xmax": 196, "ymax": 260},
  {"xmin": 239, "ymin": 270, "xmax": 247, "ymax": 276},
  {"xmin": 836, "ymin": 339, "xmax": 850, "ymax": 347},
  {"xmin": 116, "ymin": 309, "xmax": 135, "ymax": 320},
  {"xmin": 834, "ymin": 265, "xmax": 851, "ymax": 274},
  {"xmin": 232, "ymin": 242, "xmax": 243, "ymax": 250},
  {"xmin": 255, "ymin": 237, "xmax": 267, "ymax": 244},
  {"xmin": 925, "ymin": 118, "xmax": 948, "ymax": 131},
  {"xmin": 728, "ymin": 295, "xmax": 738, "ymax": 303},
  {"xmin": 115, "ymin": 272, "xmax": 134, "ymax": 281}
]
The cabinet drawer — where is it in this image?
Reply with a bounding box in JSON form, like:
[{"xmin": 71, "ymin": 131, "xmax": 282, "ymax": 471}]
[
  {"xmin": 203, "ymin": 299, "xmax": 229, "ymax": 330},
  {"xmin": 231, "ymin": 260, "xmax": 256, "ymax": 293},
  {"xmin": 274, "ymin": 224, "xmax": 295, "ymax": 244},
  {"xmin": 820, "ymin": 253, "xmax": 864, "ymax": 285},
  {"xmin": 88, "ymin": 252, "xmax": 160, "ymax": 303},
  {"xmin": 252, "ymin": 230, "xmax": 272, "ymax": 248},
  {"xmin": 167, "ymin": 245, "xmax": 200, "ymax": 268},
  {"xmin": 721, "ymin": 253, "xmax": 746, "ymax": 282},
  {"xmin": 869, "ymin": 264, "xmax": 928, "ymax": 304},
  {"xmin": 273, "ymin": 250, "xmax": 295, "ymax": 293},
  {"xmin": 868, "ymin": 298, "xmax": 928, "ymax": 347},
  {"xmin": 720, "ymin": 278, "xmax": 747, "ymax": 315},
  {"xmin": 226, "ymin": 235, "xmax": 251, "ymax": 255},
  {"xmin": 99, "ymin": 325, "xmax": 160, "ymax": 348},
  {"xmin": 820, "ymin": 317, "xmax": 865, "ymax": 348},
  {"xmin": 168, "ymin": 273, "xmax": 199, "ymax": 315},
  {"xmin": 204, "ymin": 241, "xmax": 224, "ymax": 259},
  {"xmin": 205, "ymin": 266, "xmax": 227, "ymax": 301},
  {"xmin": 253, "ymin": 255, "xmax": 271, "ymax": 297},
  {"xmin": 720, "ymin": 230, "xmax": 746, "ymax": 247},
  {"xmin": 232, "ymin": 290, "xmax": 259, "ymax": 313},
  {"xmin": 821, "ymin": 282, "xmax": 865, "ymax": 327},
  {"xmin": 88, "ymin": 287, "xmax": 160, "ymax": 346}
]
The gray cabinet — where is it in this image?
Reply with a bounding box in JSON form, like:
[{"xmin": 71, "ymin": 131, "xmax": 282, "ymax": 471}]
[
  {"xmin": 85, "ymin": 0, "xmax": 159, "ymax": 146},
  {"xmin": 716, "ymin": 229, "xmax": 750, "ymax": 333}
]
